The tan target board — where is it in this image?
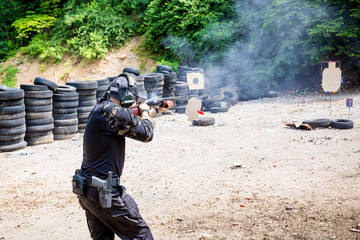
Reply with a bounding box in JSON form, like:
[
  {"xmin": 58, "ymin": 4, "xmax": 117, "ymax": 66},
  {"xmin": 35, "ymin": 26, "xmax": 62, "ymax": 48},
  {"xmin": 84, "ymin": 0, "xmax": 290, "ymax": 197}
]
[
  {"xmin": 185, "ymin": 97, "xmax": 202, "ymax": 122},
  {"xmin": 187, "ymin": 72, "xmax": 205, "ymax": 90},
  {"xmin": 322, "ymin": 61, "xmax": 342, "ymax": 92}
]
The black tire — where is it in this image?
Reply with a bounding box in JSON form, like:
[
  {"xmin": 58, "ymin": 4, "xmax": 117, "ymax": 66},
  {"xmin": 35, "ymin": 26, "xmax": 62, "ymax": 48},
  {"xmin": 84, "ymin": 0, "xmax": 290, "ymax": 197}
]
[
  {"xmin": 54, "ymin": 133, "xmax": 77, "ymax": 140},
  {"xmin": 244, "ymin": 89, "xmax": 267, "ymax": 100},
  {"xmin": 55, "ymin": 85, "xmax": 77, "ymax": 93},
  {"xmin": 207, "ymin": 101, "xmax": 231, "ymax": 109},
  {"xmin": 0, "ymin": 141, "xmax": 27, "ymax": 152},
  {"xmin": 24, "ymin": 98, "xmax": 52, "ymax": 106},
  {"xmin": 53, "ymin": 112, "xmax": 78, "ymax": 120},
  {"xmin": 192, "ymin": 117, "xmax": 215, "ymax": 126},
  {"xmin": 330, "ymin": 119, "xmax": 354, "ymax": 129},
  {"xmin": 26, "ymin": 123, "xmax": 54, "ymax": 133},
  {"xmin": 78, "ymin": 118, "xmax": 88, "ymax": 124},
  {"xmin": 96, "ymin": 79, "xmax": 110, "ymax": 86},
  {"xmin": 0, "ymin": 84, "xmax": 10, "ymax": 91},
  {"xmin": 25, "ymin": 104, "xmax": 52, "ymax": 113},
  {"xmin": 97, "ymin": 85, "xmax": 109, "ymax": 92},
  {"xmin": 53, "ymin": 107, "xmax": 77, "ymax": 115},
  {"xmin": 79, "ymin": 100, "xmax": 97, "ymax": 107},
  {"xmin": 203, "ymin": 95, "xmax": 224, "ymax": 107},
  {"xmin": 143, "ymin": 73, "xmax": 164, "ymax": 82},
  {"xmin": 78, "ymin": 106, "xmax": 95, "ymax": 113},
  {"xmin": 77, "ymin": 112, "xmax": 91, "ymax": 119},
  {"xmin": 25, "ymin": 130, "xmax": 52, "ymax": 138},
  {"xmin": 25, "ymin": 111, "xmax": 52, "ymax": 120},
  {"xmin": 0, "ymin": 118, "xmax": 25, "ymax": 128},
  {"xmin": 25, "ymin": 133, "xmax": 54, "ymax": 146},
  {"xmin": 66, "ymin": 81, "xmax": 98, "ymax": 90},
  {"xmin": 26, "ymin": 117, "xmax": 54, "ymax": 126},
  {"xmin": 0, "ymin": 88, "xmax": 24, "ymax": 100},
  {"xmin": 210, "ymin": 107, "xmax": 229, "ymax": 113},
  {"xmin": 176, "ymin": 106, "xmax": 187, "ymax": 114},
  {"xmin": 53, "ymin": 100, "xmax": 79, "ymax": 108},
  {"xmin": 0, "ymin": 124, "xmax": 26, "ymax": 135},
  {"xmin": 0, "ymin": 133, "xmax": 25, "ymax": 142},
  {"xmin": 144, "ymin": 79, "xmax": 164, "ymax": 87},
  {"xmin": 123, "ymin": 67, "xmax": 141, "ymax": 76},
  {"xmin": 302, "ymin": 119, "xmax": 331, "ymax": 129},
  {"xmin": 53, "ymin": 125, "xmax": 78, "ymax": 134},
  {"xmin": 79, "ymin": 94, "xmax": 96, "ymax": 101},
  {"xmin": 220, "ymin": 88, "xmax": 238, "ymax": 106},
  {"xmin": 0, "ymin": 111, "xmax": 26, "ymax": 120},
  {"xmin": 163, "ymin": 72, "xmax": 176, "ymax": 80},
  {"xmin": 24, "ymin": 90, "xmax": 53, "ymax": 99},
  {"xmin": 76, "ymin": 89, "xmax": 97, "ymax": 96},
  {"xmin": 20, "ymin": 84, "xmax": 48, "ymax": 91},
  {"xmin": 53, "ymin": 92, "xmax": 79, "ymax": 101},
  {"xmin": 34, "ymin": 77, "xmax": 58, "ymax": 91},
  {"xmin": 156, "ymin": 65, "xmax": 172, "ymax": 72},
  {"xmin": 0, "ymin": 98, "xmax": 24, "ymax": 107},
  {"xmin": 0, "ymin": 104, "xmax": 25, "ymax": 115},
  {"xmin": 0, "ymin": 138, "xmax": 23, "ymax": 146},
  {"xmin": 54, "ymin": 118, "xmax": 78, "ymax": 126}
]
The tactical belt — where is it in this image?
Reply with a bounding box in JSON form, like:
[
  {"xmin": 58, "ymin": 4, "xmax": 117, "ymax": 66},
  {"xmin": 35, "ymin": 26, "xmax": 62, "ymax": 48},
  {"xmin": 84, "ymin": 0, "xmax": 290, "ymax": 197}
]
[{"xmin": 86, "ymin": 177, "xmax": 120, "ymax": 187}]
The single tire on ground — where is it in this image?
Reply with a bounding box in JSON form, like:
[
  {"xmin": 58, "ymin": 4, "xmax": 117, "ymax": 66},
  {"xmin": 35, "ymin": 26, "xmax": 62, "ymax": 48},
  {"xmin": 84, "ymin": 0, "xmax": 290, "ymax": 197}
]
[
  {"xmin": 330, "ymin": 119, "xmax": 354, "ymax": 129},
  {"xmin": 302, "ymin": 118, "xmax": 331, "ymax": 129},
  {"xmin": 192, "ymin": 117, "xmax": 216, "ymax": 126},
  {"xmin": 210, "ymin": 107, "xmax": 229, "ymax": 113}
]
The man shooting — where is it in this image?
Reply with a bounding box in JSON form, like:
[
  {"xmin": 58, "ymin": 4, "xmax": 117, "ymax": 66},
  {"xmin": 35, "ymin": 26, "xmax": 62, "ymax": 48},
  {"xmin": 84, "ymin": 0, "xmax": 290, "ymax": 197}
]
[{"xmin": 73, "ymin": 73, "xmax": 173, "ymax": 239}]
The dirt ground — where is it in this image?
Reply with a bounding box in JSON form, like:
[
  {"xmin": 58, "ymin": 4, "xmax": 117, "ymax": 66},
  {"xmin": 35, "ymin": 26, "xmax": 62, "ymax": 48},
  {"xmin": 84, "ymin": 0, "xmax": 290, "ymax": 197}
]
[{"xmin": 0, "ymin": 91, "xmax": 359, "ymax": 240}]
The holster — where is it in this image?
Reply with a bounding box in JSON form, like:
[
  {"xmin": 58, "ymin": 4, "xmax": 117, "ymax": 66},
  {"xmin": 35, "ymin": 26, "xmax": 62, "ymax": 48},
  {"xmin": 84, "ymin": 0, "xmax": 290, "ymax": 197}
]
[{"xmin": 72, "ymin": 171, "xmax": 86, "ymax": 196}]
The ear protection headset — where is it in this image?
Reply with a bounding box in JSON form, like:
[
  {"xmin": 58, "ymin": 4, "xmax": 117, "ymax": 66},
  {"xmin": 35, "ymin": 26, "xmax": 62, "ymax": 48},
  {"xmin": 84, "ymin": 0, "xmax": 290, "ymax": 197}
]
[{"xmin": 109, "ymin": 73, "xmax": 136, "ymax": 108}]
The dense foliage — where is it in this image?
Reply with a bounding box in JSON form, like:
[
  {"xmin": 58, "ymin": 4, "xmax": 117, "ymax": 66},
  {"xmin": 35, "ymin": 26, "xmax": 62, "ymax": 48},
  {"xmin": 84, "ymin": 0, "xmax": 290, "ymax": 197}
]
[{"xmin": 1, "ymin": 0, "xmax": 359, "ymax": 88}]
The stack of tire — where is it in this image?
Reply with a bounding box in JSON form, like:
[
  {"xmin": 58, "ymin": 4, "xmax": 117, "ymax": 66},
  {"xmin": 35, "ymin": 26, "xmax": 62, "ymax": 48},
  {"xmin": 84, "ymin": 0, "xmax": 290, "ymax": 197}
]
[
  {"xmin": 156, "ymin": 65, "xmax": 177, "ymax": 114},
  {"xmin": 66, "ymin": 81, "xmax": 98, "ymax": 133},
  {"xmin": 143, "ymin": 73, "xmax": 164, "ymax": 99},
  {"xmin": 21, "ymin": 79, "xmax": 55, "ymax": 146},
  {"xmin": 52, "ymin": 85, "xmax": 79, "ymax": 140},
  {"xmin": 204, "ymin": 69, "xmax": 226, "ymax": 96},
  {"xmin": 201, "ymin": 87, "xmax": 238, "ymax": 114},
  {"xmin": 174, "ymin": 81, "xmax": 189, "ymax": 114},
  {"xmin": 0, "ymin": 86, "xmax": 27, "ymax": 152},
  {"xmin": 122, "ymin": 67, "xmax": 147, "ymax": 99},
  {"xmin": 96, "ymin": 79, "xmax": 111, "ymax": 103},
  {"xmin": 156, "ymin": 65, "xmax": 177, "ymax": 98}
]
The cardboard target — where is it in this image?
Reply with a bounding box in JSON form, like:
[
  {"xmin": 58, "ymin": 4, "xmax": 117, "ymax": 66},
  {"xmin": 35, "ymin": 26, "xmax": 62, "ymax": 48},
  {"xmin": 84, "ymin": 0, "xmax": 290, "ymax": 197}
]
[
  {"xmin": 187, "ymin": 72, "xmax": 205, "ymax": 90},
  {"xmin": 185, "ymin": 97, "xmax": 202, "ymax": 122},
  {"xmin": 322, "ymin": 61, "xmax": 342, "ymax": 92}
]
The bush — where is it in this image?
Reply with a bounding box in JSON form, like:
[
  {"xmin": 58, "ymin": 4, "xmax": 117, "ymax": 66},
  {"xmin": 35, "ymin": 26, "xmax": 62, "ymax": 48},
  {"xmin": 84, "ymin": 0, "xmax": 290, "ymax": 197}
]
[
  {"xmin": 0, "ymin": 64, "xmax": 19, "ymax": 88},
  {"xmin": 51, "ymin": 1, "xmax": 136, "ymax": 60}
]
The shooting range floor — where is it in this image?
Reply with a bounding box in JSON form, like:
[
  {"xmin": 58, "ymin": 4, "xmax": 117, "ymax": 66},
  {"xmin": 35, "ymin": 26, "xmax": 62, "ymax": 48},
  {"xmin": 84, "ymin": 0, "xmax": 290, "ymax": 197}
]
[{"xmin": 0, "ymin": 92, "xmax": 359, "ymax": 240}]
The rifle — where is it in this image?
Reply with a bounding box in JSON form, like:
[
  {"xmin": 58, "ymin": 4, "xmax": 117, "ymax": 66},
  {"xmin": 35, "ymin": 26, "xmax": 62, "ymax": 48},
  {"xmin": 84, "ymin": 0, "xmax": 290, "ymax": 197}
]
[{"xmin": 133, "ymin": 96, "xmax": 185, "ymax": 116}]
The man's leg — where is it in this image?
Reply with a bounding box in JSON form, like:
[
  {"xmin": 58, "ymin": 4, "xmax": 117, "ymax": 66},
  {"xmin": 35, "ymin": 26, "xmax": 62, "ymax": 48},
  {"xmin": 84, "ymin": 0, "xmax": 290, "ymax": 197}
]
[
  {"xmin": 79, "ymin": 187, "xmax": 115, "ymax": 240},
  {"xmin": 106, "ymin": 186, "xmax": 154, "ymax": 240},
  {"xmin": 84, "ymin": 208, "xmax": 115, "ymax": 240}
]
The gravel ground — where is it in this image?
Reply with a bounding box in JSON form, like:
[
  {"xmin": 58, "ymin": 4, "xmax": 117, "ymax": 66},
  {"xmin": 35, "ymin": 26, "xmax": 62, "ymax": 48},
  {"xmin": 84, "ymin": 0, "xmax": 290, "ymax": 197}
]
[{"xmin": 0, "ymin": 92, "xmax": 359, "ymax": 240}]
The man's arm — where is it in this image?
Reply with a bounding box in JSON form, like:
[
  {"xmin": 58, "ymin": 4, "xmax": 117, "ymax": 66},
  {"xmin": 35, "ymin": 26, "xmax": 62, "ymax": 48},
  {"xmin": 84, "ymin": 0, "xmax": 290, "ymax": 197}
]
[{"xmin": 97, "ymin": 102, "xmax": 154, "ymax": 142}]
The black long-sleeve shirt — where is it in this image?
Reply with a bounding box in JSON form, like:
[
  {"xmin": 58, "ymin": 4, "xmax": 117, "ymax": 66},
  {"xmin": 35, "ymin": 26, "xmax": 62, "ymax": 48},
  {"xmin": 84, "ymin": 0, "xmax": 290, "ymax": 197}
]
[{"xmin": 80, "ymin": 101, "xmax": 154, "ymax": 179}]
